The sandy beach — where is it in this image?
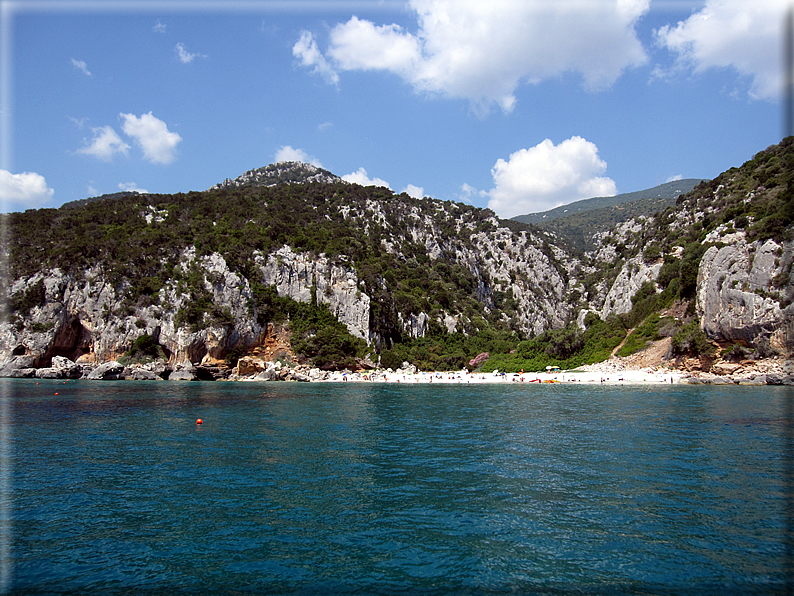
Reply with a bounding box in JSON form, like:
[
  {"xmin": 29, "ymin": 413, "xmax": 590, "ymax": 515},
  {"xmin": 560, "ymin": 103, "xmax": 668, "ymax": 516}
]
[{"xmin": 320, "ymin": 368, "xmax": 683, "ymax": 385}]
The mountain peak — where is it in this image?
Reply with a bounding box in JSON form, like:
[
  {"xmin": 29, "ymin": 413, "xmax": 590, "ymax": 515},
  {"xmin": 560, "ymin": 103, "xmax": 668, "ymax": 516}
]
[{"xmin": 209, "ymin": 161, "xmax": 343, "ymax": 191}]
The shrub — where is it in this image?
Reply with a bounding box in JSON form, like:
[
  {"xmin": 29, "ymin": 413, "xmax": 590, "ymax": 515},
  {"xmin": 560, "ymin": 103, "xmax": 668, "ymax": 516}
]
[
  {"xmin": 10, "ymin": 279, "xmax": 46, "ymax": 314},
  {"xmin": 671, "ymin": 321, "xmax": 716, "ymax": 357},
  {"xmin": 124, "ymin": 333, "xmax": 166, "ymax": 363}
]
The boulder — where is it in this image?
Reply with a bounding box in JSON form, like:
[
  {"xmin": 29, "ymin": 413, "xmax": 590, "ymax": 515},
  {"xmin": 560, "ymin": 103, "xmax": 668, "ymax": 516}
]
[
  {"xmin": 709, "ymin": 376, "xmax": 735, "ymax": 385},
  {"xmin": 0, "ymin": 355, "xmax": 37, "ymax": 377},
  {"xmin": 34, "ymin": 367, "xmax": 63, "ymax": 379},
  {"xmin": 237, "ymin": 356, "xmax": 266, "ymax": 377},
  {"xmin": 168, "ymin": 369, "xmax": 197, "ymax": 381},
  {"xmin": 254, "ymin": 368, "xmax": 278, "ymax": 381},
  {"xmin": 85, "ymin": 361, "xmax": 125, "ymax": 380},
  {"xmin": 51, "ymin": 356, "xmax": 82, "ymax": 379},
  {"xmin": 307, "ymin": 368, "xmax": 327, "ymax": 381},
  {"xmin": 712, "ymin": 361, "xmax": 742, "ymax": 376},
  {"xmin": 290, "ymin": 371, "xmax": 311, "ymax": 382},
  {"xmin": 736, "ymin": 375, "xmax": 767, "ymax": 385},
  {"xmin": 130, "ymin": 368, "xmax": 160, "ymax": 380},
  {"xmin": 5, "ymin": 368, "xmax": 36, "ymax": 378}
]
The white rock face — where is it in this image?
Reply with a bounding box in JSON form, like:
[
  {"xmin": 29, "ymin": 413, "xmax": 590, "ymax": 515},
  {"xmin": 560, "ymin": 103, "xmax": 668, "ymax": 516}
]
[
  {"xmin": 257, "ymin": 246, "xmax": 370, "ymax": 341},
  {"xmin": 601, "ymin": 256, "xmax": 663, "ymax": 319},
  {"xmin": 697, "ymin": 238, "xmax": 794, "ymax": 352},
  {"xmin": 398, "ymin": 312, "xmax": 430, "ymax": 339}
]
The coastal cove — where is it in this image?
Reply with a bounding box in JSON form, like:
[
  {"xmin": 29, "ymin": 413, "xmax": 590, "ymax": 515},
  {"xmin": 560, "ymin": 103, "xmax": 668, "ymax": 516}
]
[{"xmin": 5, "ymin": 379, "xmax": 793, "ymax": 594}]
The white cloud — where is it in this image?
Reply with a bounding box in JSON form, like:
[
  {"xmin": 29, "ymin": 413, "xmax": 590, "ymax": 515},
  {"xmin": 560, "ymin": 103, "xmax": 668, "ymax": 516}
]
[
  {"xmin": 458, "ymin": 182, "xmax": 483, "ymax": 204},
  {"xmin": 328, "ymin": 16, "xmax": 421, "ymax": 76},
  {"xmin": 486, "ymin": 136, "xmax": 617, "ymax": 218},
  {"xmin": 342, "ymin": 167, "xmax": 390, "ymax": 188},
  {"xmin": 70, "ymin": 58, "xmax": 91, "ymax": 76},
  {"xmin": 77, "ymin": 125, "xmax": 130, "ymax": 161},
  {"xmin": 655, "ymin": 0, "xmax": 786, "ymax": 100},
  {"xmin": 67, "ymin": 115, "xmax": 88, "ymax": 128},
  {"xmin": 175, "ymin": 42, "xmax": 207, "ymax": 64},
  {"xmin": 274, "ymin": 145, "xmax": 322, "ymax": 167},
  {"xmin": 666, "ymin": 174, "xmax": 683, "ymax": 183},
  {"xmin": 120, "ymin": 112, "xmax": 181, "ymax": 165},
  {"xmin": 118, "ymin": 182, "xmax": 149, "ymax": 194},
  {"xmin": 0, "ymin": 170, "xmax": 54, "ymax": 210},
  {"xmin": 402, "ymin": 184, "xmax": 424, "ymax": 199},
  {"xmin": 293, "ymin": 30, "xmax": 339, "ymax": 86},
  {"xmin": 153, "ymin": 19, "xmax": 166, "ymax": 33},
  {"xmin": 297, "ymin": 0, "xmax": 649, "ymax": 112},
  {"xmin": 318, "ymin": 121, "xmax": 333, "ymax": 132}
]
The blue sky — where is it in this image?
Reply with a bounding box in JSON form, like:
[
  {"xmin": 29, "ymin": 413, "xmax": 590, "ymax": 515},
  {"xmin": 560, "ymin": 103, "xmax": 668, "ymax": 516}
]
[{"xmin": 0, "ymin": 0, "xmax": 787, "ymax": 217}]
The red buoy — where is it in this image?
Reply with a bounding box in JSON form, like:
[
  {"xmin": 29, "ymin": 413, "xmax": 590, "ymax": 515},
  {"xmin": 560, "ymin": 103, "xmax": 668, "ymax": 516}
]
[{"xmin": 196, "ymin": 418, "xmax": 203, "ymax": 425}]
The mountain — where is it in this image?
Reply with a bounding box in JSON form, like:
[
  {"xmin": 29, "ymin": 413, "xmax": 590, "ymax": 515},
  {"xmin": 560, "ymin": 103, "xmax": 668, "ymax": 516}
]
[
  {"xmin": 208, "ymin": 161, "xmax": 342, "ymax": 191},
  {"xmin": 1, "ymin": 141, "xmax": 792, "ymax": 381},
  {"xmin": 512, "ymin": 179, "xmax": 704, "ymax": 225}
]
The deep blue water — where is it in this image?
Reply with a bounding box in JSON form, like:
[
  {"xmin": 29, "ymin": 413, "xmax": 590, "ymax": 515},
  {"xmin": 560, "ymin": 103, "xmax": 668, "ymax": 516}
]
[{"xmin": 2, "ymin": 379, "xmax": 793, "ymax": 594}]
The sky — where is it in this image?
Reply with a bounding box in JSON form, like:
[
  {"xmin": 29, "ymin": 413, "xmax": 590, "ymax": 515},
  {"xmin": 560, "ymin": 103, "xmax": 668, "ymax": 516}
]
[{"xmin": 0, "ymin": 0, "xmax": 789, "ymax": 218}]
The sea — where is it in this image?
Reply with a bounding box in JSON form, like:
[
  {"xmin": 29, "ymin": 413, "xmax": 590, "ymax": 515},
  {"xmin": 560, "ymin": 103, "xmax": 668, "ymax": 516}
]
[{"xmin": 2, "ymin": 378, "xmax": 793, "ymax": 595}]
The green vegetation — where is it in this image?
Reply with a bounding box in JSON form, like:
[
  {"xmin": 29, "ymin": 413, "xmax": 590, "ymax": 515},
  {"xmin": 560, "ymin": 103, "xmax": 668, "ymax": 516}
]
[
  {"xmin": 6, "ymin": 138, "xmax": 793, "ymax": 372},
  {"xmin": 481, "ymin": 313, "xmax": 626, "ymax": 372},
  {"xmin": 379, "ymin": 326, "xmax": 517, "ymax": 371},
  {"xmin": 670, "ymin": 321, "xmax": 717, "ymax": 357},
  {"xmin": 119, "ymin": 333, "xmax": 167, "ymax": 364},
  {"xmin": 10, "ymin": 278, "xmax": 46, "ymax": 315},
  {"xmin": 616, "ymin": 315, "xmax": 669, "ymax": 358},
  {"xmin": 281, "ymin": 299, "xmax": 367, "ymax": 370}
]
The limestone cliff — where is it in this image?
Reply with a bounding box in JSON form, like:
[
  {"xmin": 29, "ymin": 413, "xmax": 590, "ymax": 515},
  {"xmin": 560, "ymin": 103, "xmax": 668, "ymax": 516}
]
[
  {"xmin": 2, "ymin": 140, "xmax": 793, "ymax": 375},
  {"xmin": 696, "ymin": 235, "xmax": 794, "ymax": 352}
]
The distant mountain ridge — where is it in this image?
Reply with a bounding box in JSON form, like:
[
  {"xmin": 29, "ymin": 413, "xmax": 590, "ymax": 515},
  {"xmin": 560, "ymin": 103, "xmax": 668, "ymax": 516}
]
[{"xmin": 511, "ymin": 179, "xmax": 704, "ymax": 225}]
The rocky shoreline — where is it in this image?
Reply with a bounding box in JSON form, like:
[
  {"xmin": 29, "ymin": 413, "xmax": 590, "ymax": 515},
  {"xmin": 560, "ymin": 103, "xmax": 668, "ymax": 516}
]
[{"xmin": 3, "ymin": 350, "xmax": 794, "ymax": 386}]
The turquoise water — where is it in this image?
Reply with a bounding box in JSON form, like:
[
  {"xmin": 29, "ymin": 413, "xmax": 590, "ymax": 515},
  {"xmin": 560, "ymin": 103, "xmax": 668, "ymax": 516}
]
[{"xmin": 3, "ymin": 379, "xmax": 793, "ymax": 594}]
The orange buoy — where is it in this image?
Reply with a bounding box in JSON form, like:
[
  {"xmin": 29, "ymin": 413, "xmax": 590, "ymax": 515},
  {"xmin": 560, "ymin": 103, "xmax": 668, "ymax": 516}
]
[
  {"xmin": 54, "ymin": 392, "xmax": 59, "ymax": 395},
  {"xmin": 196, "ymin": 418, "xmax": 203, "ymax": 425}
]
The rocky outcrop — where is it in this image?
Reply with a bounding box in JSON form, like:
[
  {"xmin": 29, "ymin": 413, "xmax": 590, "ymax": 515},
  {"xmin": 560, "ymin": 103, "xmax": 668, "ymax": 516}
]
[
  {"xmin": 696, "ymin": 237, "xmax": 794, "ymax": 353},
  {"xmin": 85, "ymin": 361, "xmax": 125, "ymax": 380},
  {"xmin": 4, "ymin": 147, "xmax": 794, "ymax": 379},
  {"xmin": 601, "ymin": 256, "xmax": 663, "ymax": 319},
  {"xmin": 208, "ymin": 162, "xmax": 342, "ymax": 191},
  {"xmin": 257, "ymin": 246, "xmax": 370, "ymax": 341},
  {"xmin": 130, "ymin": 368, "xmax": 160, "ymax": 381}
]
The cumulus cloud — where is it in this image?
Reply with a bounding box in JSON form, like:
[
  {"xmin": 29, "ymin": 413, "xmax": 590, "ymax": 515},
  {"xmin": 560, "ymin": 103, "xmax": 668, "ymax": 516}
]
[
  {"xmin": 486, "ymin": 136, "xmax": 617, "ymax": 218},
  {"xmin": 274, "ymin": 145, "xmax": 322, "ymax": 167},
  {"xmin": 328, "ymin": 17, "xmax": 421, "ymax": 75},
  {"xmin": 0, "ymin": 170, "xmax": 55, "ymax": 210},
  {"xmin": 666, "ymin": 174, "xmax": 683, "ymax": 183},
  {"xmin": 77, "ymin": 125, "xmax": 130, "ymax": 161},
  {"xmin": 655, "ymin": 0, "xmax": 786, "ymax": 100},
  {"xmin": 293, "ymin": 30, "xmax": 339, "ymax": 86},
  {"xmin": 70, "ymin": 58, "xmax": 91, "ymax": 76},
  {"xmin": 402, "ymin": 184, "xmax": 424, "ymax": 199},
  {"xmin": 295, "ymin": 0, "xmax": 649, "ymax": 112},
  {"xmin": 120, "ymin": 112, "xmax": 181, "ymax": 165},
  {"xmin": 175, "ymin": 42, "xmax": 207, "ymax": 64},
  {"xmin": 342, "ymin": 167, "xmax": 390, "ymax": 188},
  {"xmin": 153, "ymin": 19, "xmax": 166, "ymax": 33}
]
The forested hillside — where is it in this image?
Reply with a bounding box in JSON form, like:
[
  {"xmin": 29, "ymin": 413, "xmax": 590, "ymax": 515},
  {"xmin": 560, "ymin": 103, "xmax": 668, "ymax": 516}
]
[{"xmin": 2, "ymin": 140, "xmax": 793, "ymax": 378}]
